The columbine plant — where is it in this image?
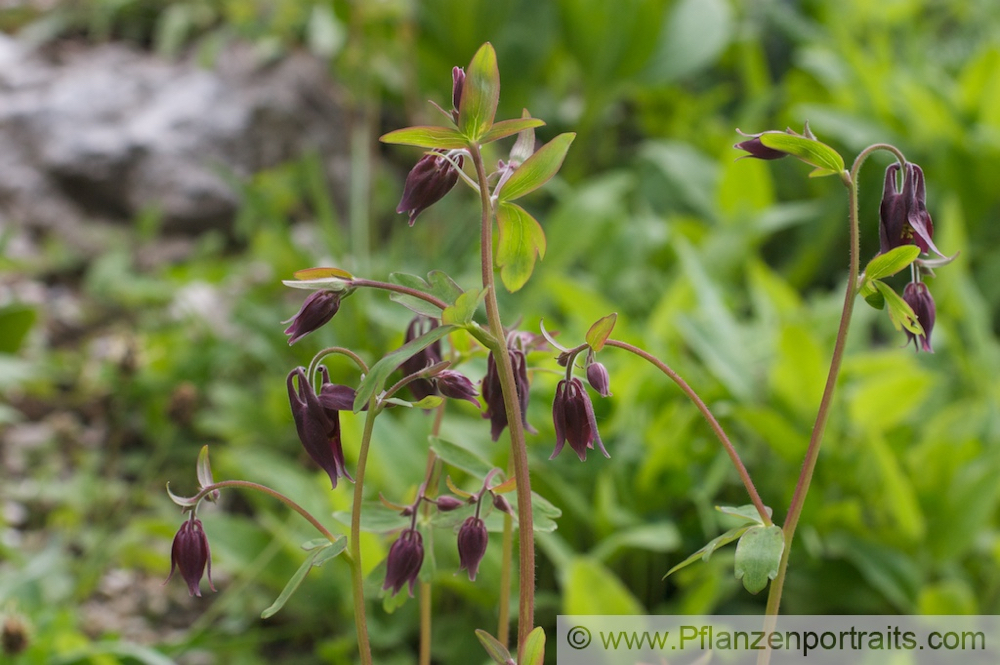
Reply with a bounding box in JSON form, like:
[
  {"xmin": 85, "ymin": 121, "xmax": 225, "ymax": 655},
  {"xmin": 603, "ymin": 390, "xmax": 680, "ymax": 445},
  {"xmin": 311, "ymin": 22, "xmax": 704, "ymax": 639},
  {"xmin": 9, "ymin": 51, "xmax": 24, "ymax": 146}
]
[{"xmin": 164, "ymin": 44, "xmax": 954, "ymax": 665}]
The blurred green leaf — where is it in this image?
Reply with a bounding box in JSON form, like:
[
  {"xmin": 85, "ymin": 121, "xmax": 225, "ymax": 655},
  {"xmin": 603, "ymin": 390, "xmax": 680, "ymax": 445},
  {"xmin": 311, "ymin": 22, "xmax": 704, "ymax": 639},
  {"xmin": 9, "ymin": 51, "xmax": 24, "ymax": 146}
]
[
  {"xmin": 430, "ymin": 436, "xmax": 495, "ymax": 477},
  {"xmin": 0, "ymin": 304, "xmax": 36, "ymax": 354},
  {"xmin": 442, "ymin": 288, "xmax": 487, "ymax": 325},
  {"xmin": 459, "ymin": 42, "xmax": 500, "ymax": 141},
  {"xmin": 564, "ymin": 556, "xmax": 644, "ymax": 615},
  {"xmin": 717, "ymin": 505, "xmax": 772, "ymax": 525},
  {"xmin": 496, "ymin": 201, "xmax": 546, "ymax": 292},
  {"xmin": 497, "ymin": 133, "xmax": 576, "ymax": 202},
  {"xmin": 863, "ymin": 246, "xmax": 921, "ymax": 281},
  {"xmin": 641, "ymin": 0, "xmax": 733, "ymax": 83},
  {"xmin": 388, "ymin": 270, "xmax": 463, "ymax": 316},
  {"xmin": 480, "ymin": 117, "xmax": 546, "ymax": 145},
  {"xmin": 585, "ymin": 313, "xmax": 617, "ymax": 352},
  {"xmin": 734, "ymin": 525, "xmax": 784, "ymax": 594}
]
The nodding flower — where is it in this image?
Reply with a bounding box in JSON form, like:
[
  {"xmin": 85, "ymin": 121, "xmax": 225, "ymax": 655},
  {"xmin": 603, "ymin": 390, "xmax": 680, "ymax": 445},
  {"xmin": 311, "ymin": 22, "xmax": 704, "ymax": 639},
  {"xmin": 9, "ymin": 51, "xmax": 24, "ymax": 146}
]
[
  {"xmin": 879, "ymin": 162, "xmax": 943, "ymax": 257},
  {"xmin": 283, "ymin": 290, "xmax": 341, "ymax": 345},
  {"xmin": 165, "ymin": 516, "xmax": 215, "ymax": 597},
  {"xmin": 396, "ymin": 152, "xmax": 463, "ymax": 227},
  {"xmin": 551, "ymin": 377, "xmax": 609, "ymax": 462},
  {"xmin": 383, "ymin": 528, "xmax": 424, "ymax": 597},
  {"xmin": 456, "ymin": 516, "xmax": 489, "ymax": 582},
  {"xmin": 287, "ymin": 366, "xmax": 355, "ymax": 489},
  {"xmin": 902, "ymin": 282, "xmax": 936, "ymax": 353}
]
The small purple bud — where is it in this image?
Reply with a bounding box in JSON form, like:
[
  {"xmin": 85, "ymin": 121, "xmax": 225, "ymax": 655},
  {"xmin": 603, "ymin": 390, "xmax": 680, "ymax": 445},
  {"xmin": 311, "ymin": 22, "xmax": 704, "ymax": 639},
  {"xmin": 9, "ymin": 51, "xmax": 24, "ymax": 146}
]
[
  {"xmin": 492, "ymin": 493, "xmax": 513, "ymax": 515},
  {"xmin": 734, "ymin": 129, "xmax": 789, "ymax": 160},
  {"xmin": 452, "ymin": 66, "xmax": 465, "ymax": 118},
  {"xmin": 435, "ymin": 496, "xmax": 465, "ymax": 512},
  {"xmin": 283, "ymin": 290, "xmax": 341, "ymax": 345},
  {"xmin": 383, "ymin": 528, "xmax": 424, "ymax": 597},
  {"xmin": 436, "ymin": 370, "xmax": 480, "ymax": 406},
  {"xmin": 551, "ymin": 377, "xmax": 609, "ymax": 462},
  {"xmin": 456, "ymin": 516, "xmax": 488, "ymax": 581},
  {"xmin": 165, "ymin": 516, "xmax": 215, "ymax": 597},
  {"xmin": 902, "ymin": 282, "xmax": 936, "ymax": 353},
  {"xmin": 586, "ymin": 361, "xmax": 612, "ymax": 397},
  {"xmin": 396, "ymin": 152, "xmax": 463, "ymax": 226}
]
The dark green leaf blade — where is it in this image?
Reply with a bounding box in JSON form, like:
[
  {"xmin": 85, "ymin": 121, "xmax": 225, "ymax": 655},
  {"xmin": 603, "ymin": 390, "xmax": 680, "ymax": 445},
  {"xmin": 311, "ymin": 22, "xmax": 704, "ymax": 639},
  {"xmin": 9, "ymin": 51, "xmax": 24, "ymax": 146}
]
[{"xmin": 497, "ymin": 133, "xmax": 576, "ymax": 202}]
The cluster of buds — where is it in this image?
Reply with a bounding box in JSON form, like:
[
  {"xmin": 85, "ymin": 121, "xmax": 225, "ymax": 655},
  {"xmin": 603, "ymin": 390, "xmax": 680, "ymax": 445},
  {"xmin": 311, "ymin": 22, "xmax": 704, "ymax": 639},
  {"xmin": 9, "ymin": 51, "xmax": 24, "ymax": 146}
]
[{"xmin": 402, "ymin": 316, "xmax": 479, "ymax": 406}]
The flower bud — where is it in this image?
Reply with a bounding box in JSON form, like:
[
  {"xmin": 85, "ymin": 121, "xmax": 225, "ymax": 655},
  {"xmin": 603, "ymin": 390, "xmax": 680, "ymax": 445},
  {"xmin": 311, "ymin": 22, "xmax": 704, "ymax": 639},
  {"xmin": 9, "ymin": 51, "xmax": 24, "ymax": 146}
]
[
  {"xmin": 492, "ymin": 493, "xmax": 513, "ymax": 515},
  {"xmin": 436, "ymin": 369, "xmax": 480, "ymax": 406},
  {"xmin": 165, "ymin": 516, "xmax": 215, "ymax": 597},
  {"xmin": 482, "ymin": 346, "xmax": 535, "ymax": 441},
  {"xmin": 451, "ymin": 66, "xmax": 465, "ymax": 120},
  {"xmin": 733, "ymin": 130, "xmax": 789, "ymax": 160},
  {"xmin": 383, "ymin": 528, "xmax": 424, "ymax": 597},
  {"xmin": 586, "ymin": 361, "xmax": 612, "ymax": 397},
  {"xmin": 288, "ymin": 367, "xmax": 353, "ymax": 489},
  {"xmin": 902, "ymin": 282, "xmax": 936, "ymax": 353},
  {"xmin": 551, "ymin": 377, "xmax": 609, "ymax": 461},
  {"xmin": 435, "ymin": 495, "xmax": 465, "ymax": 512},
  {"xmin": 283, "ymin": 290, "xmax": 341, "ymax": 345},
  {"xmin": 457, "ymin": 516, "xmax": 488, "ymax": 581},
  {"xmin": 396, "ymin": 152, "xmax": 463, "ymax": 226}
]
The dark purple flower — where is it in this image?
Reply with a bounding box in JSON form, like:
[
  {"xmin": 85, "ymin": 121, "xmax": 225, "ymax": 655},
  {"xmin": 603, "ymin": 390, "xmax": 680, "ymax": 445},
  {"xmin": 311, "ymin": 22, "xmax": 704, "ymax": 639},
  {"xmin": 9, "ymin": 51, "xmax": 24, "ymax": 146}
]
[
  {"xmin": 879, "ymin": 163, "xmax": 943, "ymax": 257},
  {"xmin": 287, "ymin": 366, "xmax": 353, "ymax": 489},
  {"xmin": 457, "ymin": 516, "xmax": 489, "ymax": 582},
  {"xmin": 551, "ymin": 377, "xmax": 609, "ymax": 462},
  {"xmin": 586, "ymin": 361, "xmax": 612, "ymax": 398},
  {"xmin": 435, "ymin": 496, "xmax": 465, "ymax": 512},
  {"xmin": 902, "ymin": 282, "xmax": 936, "ymax": 352},
  {"xmin": 451, "ymin": 66, "xmax": 465, "ymax": 122},
  {"xmin": 734, "ymin": 129, "xmax": 789, "ymax": 160},
  {"xmin": 165, "ymin": 516, "xmax": 215, "ymax": 597},
  {"xmin": 482, "ymin": 347, "xmax": 535, "ymax": 442},
  {"xmin": 383, "ymin": 528, "xmax": 424, "ymax": 597},
  {"xmin": 436, "ymin": 369, "xmax": 480, "ymax": 406},
  {"xmin": 283, "ymin": 290, "xmax": 341, "ymax": 345},
  {"xmin": 396, "ymin": 152, "xmax": 463, "ymax": 226},
  {"xmin": 402, "ymin": 316, "xmax": 443, "ymax": 401}
]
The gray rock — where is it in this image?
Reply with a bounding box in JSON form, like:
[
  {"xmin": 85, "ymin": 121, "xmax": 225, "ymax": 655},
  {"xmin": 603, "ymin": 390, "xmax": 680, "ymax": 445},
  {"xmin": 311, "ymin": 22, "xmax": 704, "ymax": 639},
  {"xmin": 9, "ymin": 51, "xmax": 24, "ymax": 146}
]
[{"xmin": 0, "ymin": 34, "xmax": 347, "ymax": 246}]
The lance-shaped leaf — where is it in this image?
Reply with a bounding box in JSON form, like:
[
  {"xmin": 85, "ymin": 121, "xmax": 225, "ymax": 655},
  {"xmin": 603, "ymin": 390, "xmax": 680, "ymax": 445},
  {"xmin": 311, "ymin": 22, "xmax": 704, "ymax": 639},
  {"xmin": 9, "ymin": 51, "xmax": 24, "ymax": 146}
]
[
  {"xmin": 475, "ymin": 629, "xmax": 514, "ymax": 665},
  {"xmin": 480, "ymin": 117, "xmax": 545, "ymax": 145},
  {"xmin": 663, "ymin": 525, "xmax": 750, "ymax": 579},
  {"xmin": 430, "ymin": 436, "xmax": 494, "ymax": 478},
  {"xmin": 388, "ymin": 271, "xmax": 463, "ymax": 317},
  {"xmin": 585, "ymin": 313, "xmax": 617, "ymax": 352},
  {"xmin": 497, "ymin": 133, "xmax": 576, "ymax": 202},
  {"xmin": 261, "ymin": 537, "xmax": 346, "ymax": 618},
  {"xmin": 734, "ymin": 524, "xmax": 785, "ymax": 594},
  {"xmin": 875, "ymin": 280, "xmax": 924, "ymax": 335},
  {"xmin": 717, "ymin": 504, "xmax": 772, "ymax": 525},
  {"xmin": 459, "ymin": 43, "xmax": 500, "ymax": 142},
  {"xmin": 862, "ymin": 245, "xmax": 921, "ymax": 282},
  {"xmin": 353, "ymin": 324, "xmax": 457, "ymax": 411},
  {"xmin": 860, "ymin": 279, "xmax": 884, "ymax": 309},
  {"xmin": 496, "ymin": 201, "xmax": 546, "ymax": 292},
  {"xmin": 521, "ymin": 627, "xmax": 546, "ymax": 665},
  {"xmin": 758, "ymin": 132, "xmax": 845, "ymax": 177},
  {"xmin": 379, "ymin": 125, "xmax": 468, "ymax": 150}
]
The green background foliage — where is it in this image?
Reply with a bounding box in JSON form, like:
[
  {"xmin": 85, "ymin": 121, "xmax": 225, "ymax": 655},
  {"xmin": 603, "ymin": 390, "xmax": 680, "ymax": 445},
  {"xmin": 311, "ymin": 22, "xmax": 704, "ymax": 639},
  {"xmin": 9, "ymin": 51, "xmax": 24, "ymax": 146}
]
[{"xmin": 2, "ymin": 0, "xmax": 1000, "ymax": 662}]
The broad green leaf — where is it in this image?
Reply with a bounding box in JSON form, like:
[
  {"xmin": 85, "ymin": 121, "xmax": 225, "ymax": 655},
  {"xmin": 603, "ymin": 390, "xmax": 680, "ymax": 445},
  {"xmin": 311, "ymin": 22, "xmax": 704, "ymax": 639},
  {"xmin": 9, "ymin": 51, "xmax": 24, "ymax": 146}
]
[
  {"xmin": 353, "ymin": 324, "xmax": 457, "ymax": 411},
  {"xmin": 564, "ymin": 557, "xmax": 644, "ymax": 615},
  {"xmin": 874, "ymin": 281, "xmax": 923, "ymax": 335},
  {"xmin": 442, "ymin": 288, "xmax": 487, "ymax": 325},
  {"xmin": 261, "ymin": 538, "xmax": 346, "ymax": 618},
  {"xmin": 475, "ymin": 629, "xmax": 513, "ymax": 664},
  {"xmin": 430, "ymin": 436, "xmax": 494, "ymax": 477},
  {"xmin": 758, "ymin": 132, "xmax": 845, "ymax": 175},
  {"xmin": 863, "ymin": 245, "xmax": 921, "ymax": 281},
  {"xmin": 480, "ymin": 117, "xmax": 545, "ymax": 145},
  {"xmin": 663, "ymin": 526, "xmax": 750, "ymax": 579},
  {"xmin": 590, "ymin": 522, "xmax": 682, "ymax": 562},
  {"xmin": 585, "ymin": 313, "xmax": 617, "ymax": 352},
  {"xmin": 717, "ymin": 504, "xmax": 772, "ymax": 525},
  {"xmin": 497, "ymin": 133, "xmax": 576, "ymax": 202},
  {"xmin": 459, "ymin": 43, "xmax": 500, "ymax": 142},
  {"xmin": 496, "ymin": 202, "xmax": 546, "ymax": 292},
  {"xmin": 521, "ymin": 627, "xmax": 546, "ymax": 665},
  {"xmin": 734, "ymin": 525, "xmax": 784, "ymax": 594},
  {"xmin": 0, "ymin": 304, "xmax": 37, "ymax": 354},
  {"xmin": 379, "ymin": 125, "xmax": 468, "ymax": 150},
  {"xmin": 529, "ymin": 491, "xmax": 563, "ymax": 533},
  {"xmin": 388, "ymin": 271, "xmax": 462, "ymax": 317},
  {"xmin": 333, "ymin": 502, "xmax": 408, "ymax": 532}
]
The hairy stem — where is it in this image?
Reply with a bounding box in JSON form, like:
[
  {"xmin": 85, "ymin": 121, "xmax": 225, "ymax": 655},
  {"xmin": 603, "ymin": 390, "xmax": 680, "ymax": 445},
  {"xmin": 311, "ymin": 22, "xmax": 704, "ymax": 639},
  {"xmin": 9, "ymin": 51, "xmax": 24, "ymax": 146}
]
[
  {"xmin": 352, "ymin": 278, "xmax": 450, "ymax": 311},
  {"xmin": 419, "ymin": 404, "xmax": 446, "ymax": 665},
  {"xmin": 349, "ymin": 397, "xmax": 380, "ymax": 665},
  {"xmin": 469, "ymin": 143, "xmax": 535, "ymax": 658},
  {"xmin": 604, "ymin": 340, "xmax": 771, "ymax": 526}
]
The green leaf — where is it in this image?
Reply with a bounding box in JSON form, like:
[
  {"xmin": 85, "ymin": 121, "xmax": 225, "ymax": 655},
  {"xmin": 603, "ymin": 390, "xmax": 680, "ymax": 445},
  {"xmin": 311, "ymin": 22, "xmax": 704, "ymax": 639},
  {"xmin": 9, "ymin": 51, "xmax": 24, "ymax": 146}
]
[
  {"xmin": 409, "ymin": 395, "xmax": 446, "ymax": 409},
  {"xmin": 734, "ymin": 525, "xmax": 785, "ymax": 594},
  {"xmin": 663, "ymin": 525, "xmax": 750, "ymax": 579},
  {"xmin": 388, "ymin": 271, "xmax": 463, "ymax": 317},
  {"xmin": 378, "ymin": 125, "xmax": 468, "ymax": 150},
  {"xmin": 590, "ymin": 522, "xmax": 682, "ymax": 562},
  {"xmin": 261, "ymin": 538, "xmax": 346, "ymax": 618},
  {"xmin": 564, "ymin": 557, "xmax": 645, "ymax": 615},
  {"xmin": 353, "ymin": 324, "xmax": 457, "ymax": 411},
  {"xmin": 717, "ymin": 504, "xmax": 772, "ymax": 525},
  {"xmin": 859, "ymin": 278, "xmax": 885, "ymax": 309},
  {"xmin": 863, "ymin": 245, "xmax": 921, "ymax": 281},
  {"xmin": 758, "ymin": 132, "xmax": 845, "ymax": 175},
  {"xmin": 475, "ymin": 629, "xmax": 514, "ymax": 665},
  {"xmin": 442, "ymin": 288, "xmax": 487, "ymax": 325},
  {"xmin": 874, "ymin": 281, "xmax": 923, "ymax": 335},
  {"xmin": 497, "ymin": 133, "xmax": 576, "ymax": 202},
  {"xmin": 429, "ymin": 436, "xmax": 494, "ymax": 477},
  {"xmin": 521, "ymin": 626, "xmax": 546, "ymax": 665},
  {"xmin": 585, "ymin": 313, "xmax": 617, "ymax": 352},
  {"xmin": 528, "ymin": 491, "xmax": 563, "ymax": 533},
  {"xmin": 0, "ymin": 304, "xmax": 36, "ymax": 354},
  {"xmin": 480, "ymin": 117, "xmax": 545, "ymax": 145},
  {"xmin": 459, "ymin": 43, "xmax": 500, "ymax": 142},
  {"xmin": 496, "ymin": 202, "xmax": 546, "ymax": 292}
]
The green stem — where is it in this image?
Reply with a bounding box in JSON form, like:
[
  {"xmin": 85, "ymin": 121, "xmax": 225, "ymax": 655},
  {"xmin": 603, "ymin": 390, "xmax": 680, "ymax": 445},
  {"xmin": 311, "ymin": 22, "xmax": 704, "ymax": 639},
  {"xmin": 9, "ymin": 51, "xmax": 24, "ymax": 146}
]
[
  {"xmin": 469, "ymin": 143, "xmax": 535, "ymax": 658},
  {"xmin": 419, "ymin": 404, "xmax": 446, "ymax": 665},
  {"xmin": 351, "ymin": 278, "xmax": 450, "ymax": 311},
  {"xmin": 603, "ymin": 340, "xmax": 771, "ymax": 526},
  {"xmin": 307, "ymin": 347, "xmax": 370, "ymax": 389},
  {"xmin": 349, "ymin": 396, "xmax": 380, "ymax": 665},
  {"xmin": 758, "ymin": 145, "xmax": 906, "ymax": 665}
]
